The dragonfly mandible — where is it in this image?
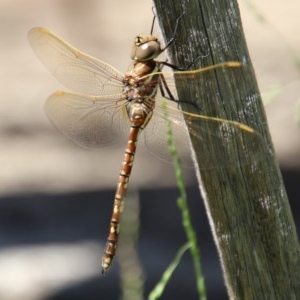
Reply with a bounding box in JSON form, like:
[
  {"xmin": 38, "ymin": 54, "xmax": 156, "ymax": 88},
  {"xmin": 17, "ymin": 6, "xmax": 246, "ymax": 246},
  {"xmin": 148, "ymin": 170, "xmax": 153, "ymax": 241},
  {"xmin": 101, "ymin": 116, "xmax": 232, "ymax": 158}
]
[{"xmin": 28, "ymin": 23, "xmax": 254, "ymax": 273}]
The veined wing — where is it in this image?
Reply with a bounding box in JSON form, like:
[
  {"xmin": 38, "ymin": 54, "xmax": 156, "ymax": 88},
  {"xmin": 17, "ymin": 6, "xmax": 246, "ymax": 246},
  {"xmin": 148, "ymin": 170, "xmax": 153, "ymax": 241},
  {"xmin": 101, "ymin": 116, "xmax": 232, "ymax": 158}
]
[
  {"xmin": 45, "ymin": 91, "xmax": 129, "ymax": 148},
  {"xmin": 28, "ymin": 27, "xmax": 125, "ymax": 96},
  {"xmin": 140, "ymin": 61, "xmax": 242, "ymax": 94},
  {"xmin": 141, "ymin": 61, "xmax": 268, "ymax": 169},
  {"xmin": 144, "ymin": 92, "xmax": 268, "ymax": 170}
]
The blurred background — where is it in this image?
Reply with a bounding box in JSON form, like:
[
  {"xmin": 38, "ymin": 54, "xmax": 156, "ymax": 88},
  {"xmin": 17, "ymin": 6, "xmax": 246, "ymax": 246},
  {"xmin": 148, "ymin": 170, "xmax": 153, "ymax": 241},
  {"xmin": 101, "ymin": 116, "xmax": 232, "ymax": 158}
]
[{"xmin": 0, "ymin": 0, "xmax": 299, "ymax": 299}]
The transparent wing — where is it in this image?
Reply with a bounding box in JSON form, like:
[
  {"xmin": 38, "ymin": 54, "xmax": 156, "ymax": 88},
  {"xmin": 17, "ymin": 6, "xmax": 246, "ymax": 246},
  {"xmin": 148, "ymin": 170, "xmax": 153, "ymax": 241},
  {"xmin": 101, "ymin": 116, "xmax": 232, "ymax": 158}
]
[
  {"xmin": 45, "ymin": 91, "xmax": 129, "ymax": 148},
  {"xmin": 140, "ymin": 61, "xmax": 242, "ymax": 94},
  {"xmin": 28, "ymin": 27, "xmax": 125, "ymax": 95},
  {"xmin": 141, "ymin": 62, "xmax": 245, "ymax": 159},
  {"xmin": 141, "ymin": 62, "xmax": 268, "ymax": 169},
  {"xmin": 144, "ymin": 94, "xmax": 268, "ymax": 170},
  {"xmin": 143, "ymin": 97, "xmax": 193, "ymax": 167}
]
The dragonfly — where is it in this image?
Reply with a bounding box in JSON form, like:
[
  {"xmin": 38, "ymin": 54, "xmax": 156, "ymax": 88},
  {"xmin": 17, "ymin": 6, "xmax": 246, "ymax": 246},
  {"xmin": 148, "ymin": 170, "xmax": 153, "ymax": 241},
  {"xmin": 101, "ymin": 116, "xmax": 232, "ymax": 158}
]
[{"xmin": 28, "ymin": 21, "xmax": 256, "ymax": 273}]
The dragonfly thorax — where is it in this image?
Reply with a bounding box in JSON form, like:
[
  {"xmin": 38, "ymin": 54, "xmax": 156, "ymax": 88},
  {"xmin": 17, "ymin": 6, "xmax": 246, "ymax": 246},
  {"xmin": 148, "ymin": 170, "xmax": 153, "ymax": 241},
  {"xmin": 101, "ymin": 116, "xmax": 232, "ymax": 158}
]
[
  {"xmin": 124, "ymin": 60, "xmax": 160, "ymax": 100},
  {"xmin": 131, "ymin": 34, "xmax": 162, "ymax": 61}
]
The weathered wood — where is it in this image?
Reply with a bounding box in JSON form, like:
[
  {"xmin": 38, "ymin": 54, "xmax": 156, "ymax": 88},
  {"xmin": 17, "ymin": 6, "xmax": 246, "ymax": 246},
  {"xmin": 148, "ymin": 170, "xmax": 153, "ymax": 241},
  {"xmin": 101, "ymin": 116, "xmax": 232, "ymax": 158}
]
[{"xmin": 152, "ymin": 0, "xmax": 300, "ymax": 299}]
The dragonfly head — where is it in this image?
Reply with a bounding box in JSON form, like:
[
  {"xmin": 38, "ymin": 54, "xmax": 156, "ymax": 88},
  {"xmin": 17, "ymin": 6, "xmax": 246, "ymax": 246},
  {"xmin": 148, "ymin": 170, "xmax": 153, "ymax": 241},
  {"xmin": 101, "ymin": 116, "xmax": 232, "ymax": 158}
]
[{"xmin": 131, "ymin": 34, "xmax": 162, "ymax": 62}]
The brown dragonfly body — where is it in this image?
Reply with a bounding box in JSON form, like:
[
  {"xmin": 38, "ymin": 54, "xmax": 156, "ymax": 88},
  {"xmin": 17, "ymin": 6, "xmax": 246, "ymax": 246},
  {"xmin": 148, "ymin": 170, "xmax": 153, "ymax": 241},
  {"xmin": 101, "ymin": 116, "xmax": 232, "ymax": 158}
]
[{"xmin": 102, "ymin": 57, "xmax": 161, "ymax": 272}]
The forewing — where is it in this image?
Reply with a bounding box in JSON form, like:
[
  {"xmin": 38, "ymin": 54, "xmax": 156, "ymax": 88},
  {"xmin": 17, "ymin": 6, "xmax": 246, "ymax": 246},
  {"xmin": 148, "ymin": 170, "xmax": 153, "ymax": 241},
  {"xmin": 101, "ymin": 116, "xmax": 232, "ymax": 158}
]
[
  {"xmin": 140, "ymin": 62, "xmax": 242, "ymax": 97},
  {"xmin": 28, "ymin": 27, "xmax": 124, "ymax": 95},
  {"xmin": 45, "ymin": 91, "xmax": 129, "ymax": 148}
]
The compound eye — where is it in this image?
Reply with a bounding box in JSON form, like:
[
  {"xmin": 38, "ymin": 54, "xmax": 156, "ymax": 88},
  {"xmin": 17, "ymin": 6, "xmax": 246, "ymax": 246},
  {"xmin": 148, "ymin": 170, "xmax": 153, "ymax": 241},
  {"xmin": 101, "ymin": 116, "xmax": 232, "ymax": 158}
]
[{"xmin": 131, "ymin": 35, "xmax": 161, "ymax": 61}]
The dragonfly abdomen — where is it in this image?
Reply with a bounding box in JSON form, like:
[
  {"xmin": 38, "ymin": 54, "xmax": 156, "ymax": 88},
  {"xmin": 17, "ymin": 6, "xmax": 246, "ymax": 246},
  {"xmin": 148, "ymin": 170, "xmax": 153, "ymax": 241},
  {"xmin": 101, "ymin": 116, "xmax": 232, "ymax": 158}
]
[
  {"xmin": 101, "ymin": 83, "xmax": 158, "ymax": 272},
  {"xmin": 101, "ymin": 121, "xmax": 143, "ymax": 273}
]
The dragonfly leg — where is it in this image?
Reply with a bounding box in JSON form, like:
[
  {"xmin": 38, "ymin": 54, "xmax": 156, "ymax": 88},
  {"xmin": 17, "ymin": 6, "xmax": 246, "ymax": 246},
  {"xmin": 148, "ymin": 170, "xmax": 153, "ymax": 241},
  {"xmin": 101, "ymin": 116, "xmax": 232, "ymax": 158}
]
[
  {"xmin": 160, "ymin": 12, "xmax": 184, "ymax": 52},
  {"xmin": 158, "ymin": 72, "xmax": 199, "ymax": 110}
]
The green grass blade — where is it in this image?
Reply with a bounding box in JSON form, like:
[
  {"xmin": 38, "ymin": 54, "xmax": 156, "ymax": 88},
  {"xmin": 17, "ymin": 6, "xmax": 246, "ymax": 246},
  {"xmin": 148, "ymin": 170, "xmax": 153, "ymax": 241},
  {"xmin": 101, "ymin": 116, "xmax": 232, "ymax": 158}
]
[
  {"xmin": 295, "ymin": 100, "xmax": 300, "ymax": 127},
  {"xmin": 148, "ymin": 242, "xmax": 191, "ymax": 300},
  {"xmin": 162, "ymin": 101, "xmax": 206, "ymax": 300}
]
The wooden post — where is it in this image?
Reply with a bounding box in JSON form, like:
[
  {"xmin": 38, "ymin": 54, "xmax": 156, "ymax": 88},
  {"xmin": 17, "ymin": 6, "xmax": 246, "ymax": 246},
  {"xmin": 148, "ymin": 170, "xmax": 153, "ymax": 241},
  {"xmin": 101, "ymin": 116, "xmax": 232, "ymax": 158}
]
[{"xmin": 152, "ymin": 0, "xmax": 300, "ymax": 298}]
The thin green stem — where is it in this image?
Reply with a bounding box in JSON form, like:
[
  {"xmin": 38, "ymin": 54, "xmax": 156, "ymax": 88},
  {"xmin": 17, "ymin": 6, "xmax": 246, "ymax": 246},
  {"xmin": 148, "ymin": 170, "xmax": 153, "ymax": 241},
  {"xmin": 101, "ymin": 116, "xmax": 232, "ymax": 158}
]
[
  {"xmin": 163, "ymin": 102, "xmax": 206, "ymax": 300},
  {"xmin": 148, "ymin": 242, "xmax": 191, "ymax": 300}
]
